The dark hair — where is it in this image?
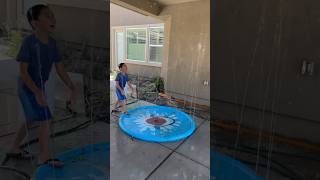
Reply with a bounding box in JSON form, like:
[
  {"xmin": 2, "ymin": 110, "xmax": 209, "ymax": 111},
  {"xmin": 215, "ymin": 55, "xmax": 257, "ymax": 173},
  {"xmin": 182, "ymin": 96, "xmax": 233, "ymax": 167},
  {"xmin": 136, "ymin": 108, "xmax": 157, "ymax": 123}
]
[
  {"xmin": 118, "ymin": 63, "xmax": 126, "ymax": 69},
  {"xmin": 27, "ymin": 4, "xmax": 49, "ymax": 29}
]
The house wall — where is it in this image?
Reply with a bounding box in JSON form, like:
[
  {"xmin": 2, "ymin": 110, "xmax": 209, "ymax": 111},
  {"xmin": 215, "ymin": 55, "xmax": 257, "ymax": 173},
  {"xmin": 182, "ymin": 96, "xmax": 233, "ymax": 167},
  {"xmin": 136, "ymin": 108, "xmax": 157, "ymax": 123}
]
[
  {"xmin": 126, "ymin": 63, "xmax": 161, "ymax": 77},
  {"xmin": 213, "ymin": 0, "xmax": 320, "ymax": 142},
  {"xmin": 12, "ymin": 0, "xmax": 108, "ymax": 48},
  {"xmin": 5, "ymin": 0, "xmax": 18, "ymax": 29},
  {"xmin": 50, "ymin": 5, "xmax": 108, "ymax": 48},
  {"xmin": 0, "ymin": 0, "xmax": 7, "ymax": 24},
  {"xmin": 110, "ymin": 3, "xmax": 163, "ymax": 77},
  {"xmin": 160, "ymin": 0, "xmax": 210, "ymax": 106}
]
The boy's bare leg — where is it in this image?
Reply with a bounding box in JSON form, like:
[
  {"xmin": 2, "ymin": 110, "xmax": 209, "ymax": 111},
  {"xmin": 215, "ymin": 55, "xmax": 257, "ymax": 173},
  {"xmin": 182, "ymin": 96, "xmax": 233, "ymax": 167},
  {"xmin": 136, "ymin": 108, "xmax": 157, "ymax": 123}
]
[
  {"xmin": 10, "ymin": 122, "xmax": 32, "ymax": 153},
  {"xmin": 114, "ymin": 99, "xmax": 119, "ymax": 110},
  {"xmin": 38, "ymin": 121, "xmax": 51, "ymax": 162},
  {"xmin": 38, "ymin": 121, "xmax": 63, "ymax": 166},
  {"xmin": 121, "ymin": 100, "xmax": 127, "ymax": 113}
]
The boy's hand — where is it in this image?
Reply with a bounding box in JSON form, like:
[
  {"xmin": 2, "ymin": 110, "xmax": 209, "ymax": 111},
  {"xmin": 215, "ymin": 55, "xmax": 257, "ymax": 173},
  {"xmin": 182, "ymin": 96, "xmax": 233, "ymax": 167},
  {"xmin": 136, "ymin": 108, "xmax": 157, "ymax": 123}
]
[
  {"xmin": 35, "ymin": 91, "xmax": 47, "ymax": 107},
  {"xmin": 129, "ymin": 86, "xmax": 135, "ymax": 97},
  {"xmin": 121, "ymin": 90, "xmax": 125, "ymax": 96},
  {"xmin": 68, "ymin": 89, "xmax": 76, "ymax": 109}
]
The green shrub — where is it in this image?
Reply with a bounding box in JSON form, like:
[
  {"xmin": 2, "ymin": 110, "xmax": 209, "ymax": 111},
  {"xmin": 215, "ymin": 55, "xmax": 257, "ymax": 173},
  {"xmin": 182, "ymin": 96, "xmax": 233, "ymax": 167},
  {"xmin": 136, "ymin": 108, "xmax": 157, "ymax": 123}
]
[
  {"xmin": 152, "ymin": 76, "xmax": 165, "ymax": 93},
  {"xmin": 0, "ymin": 23, "xmax": 9, "ymax": 38},
  {"xmin": 6, "ymin": 30, "xmax": 23, "ymax": 58},
  {"xmin": 110, "ymin": 70, "xmax": 117, "ymax": 80}
]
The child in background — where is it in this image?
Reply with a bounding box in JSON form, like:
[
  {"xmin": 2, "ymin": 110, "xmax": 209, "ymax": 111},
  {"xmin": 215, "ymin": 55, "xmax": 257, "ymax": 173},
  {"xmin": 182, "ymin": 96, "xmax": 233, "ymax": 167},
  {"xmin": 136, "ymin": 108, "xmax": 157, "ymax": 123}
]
[
  {"xmin": 7, "ymin": 4, "xmax": 76, "ymax": 168},
  {"xmin": 112, "ymin": 63, "xmax": 134, "ymax": 114}
]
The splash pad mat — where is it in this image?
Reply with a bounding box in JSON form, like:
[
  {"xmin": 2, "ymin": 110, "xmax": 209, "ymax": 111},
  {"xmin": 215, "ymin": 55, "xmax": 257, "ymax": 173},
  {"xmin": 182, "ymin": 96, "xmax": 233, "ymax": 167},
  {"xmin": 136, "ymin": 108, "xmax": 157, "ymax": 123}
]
[
  {"xmin": 35, "ymin": 142, "xmax": 109, "ymax": 180},
  {"xmin": 119, "ymin": 106, "xmax": 196, "ymax": 142},
  {"xmin": 211, "ymin": 150, "xmax": 263, "ymax": 180}
]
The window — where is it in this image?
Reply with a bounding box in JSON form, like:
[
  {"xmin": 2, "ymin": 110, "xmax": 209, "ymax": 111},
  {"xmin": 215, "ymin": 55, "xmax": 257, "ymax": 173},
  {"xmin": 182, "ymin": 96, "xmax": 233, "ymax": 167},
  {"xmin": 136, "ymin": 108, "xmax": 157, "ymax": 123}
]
[
  {"xmin": 149, "ymin": 27, "xmax": 164, "ymax": 63},
  {"xmin": 122, "ymin": 24, "xmax": 164, "ymax": 65},
  {"xmin": 126, "ymin": 28, "xmax": 147, "ymax": 61}
]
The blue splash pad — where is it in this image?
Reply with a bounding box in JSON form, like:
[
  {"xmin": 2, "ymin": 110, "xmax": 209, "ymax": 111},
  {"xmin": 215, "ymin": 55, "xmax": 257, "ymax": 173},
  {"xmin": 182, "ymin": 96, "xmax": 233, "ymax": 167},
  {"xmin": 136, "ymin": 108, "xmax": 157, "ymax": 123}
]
[
  {"xmin": 35, "ymin": 142, "xmax": 109, "ymax": 180},
  {"xmin": 119, "ymin": 106, "xmax": 196, "ymax": 142},
  {"xmin": 211, "ymin": 150, "xmax": 263, "ymax": 180}
]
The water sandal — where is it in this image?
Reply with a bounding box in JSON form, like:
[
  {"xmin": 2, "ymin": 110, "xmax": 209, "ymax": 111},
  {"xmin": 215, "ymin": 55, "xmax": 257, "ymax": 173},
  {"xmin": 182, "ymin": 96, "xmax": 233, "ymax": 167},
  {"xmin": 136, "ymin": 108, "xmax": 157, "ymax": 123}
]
[{"xmin": 111, "ymin": 109, "xmax": 120, "ymax": 113}]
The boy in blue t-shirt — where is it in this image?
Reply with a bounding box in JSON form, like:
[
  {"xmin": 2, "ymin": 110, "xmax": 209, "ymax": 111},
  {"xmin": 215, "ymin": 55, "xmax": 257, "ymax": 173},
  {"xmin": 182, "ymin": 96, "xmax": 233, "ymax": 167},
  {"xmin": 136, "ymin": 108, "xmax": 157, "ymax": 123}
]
[
  {"xmin": 7, "ymin": 5, "xmax": 76, "ymax": 168},
  {"xmin": 112, "ymin": 63, "xmax": 133, "ymax": 114}
]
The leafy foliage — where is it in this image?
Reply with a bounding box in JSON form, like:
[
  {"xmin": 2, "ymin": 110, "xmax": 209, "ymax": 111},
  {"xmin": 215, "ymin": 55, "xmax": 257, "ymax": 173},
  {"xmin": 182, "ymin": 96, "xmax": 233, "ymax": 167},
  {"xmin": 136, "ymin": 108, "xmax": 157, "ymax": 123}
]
[
  {"xmin": 152, "ymin": 76, "xmax": 165, "ymax": 93},
  {"xmin": 6, "ymin": 30, "xmax": 23, "ymax": 58}
]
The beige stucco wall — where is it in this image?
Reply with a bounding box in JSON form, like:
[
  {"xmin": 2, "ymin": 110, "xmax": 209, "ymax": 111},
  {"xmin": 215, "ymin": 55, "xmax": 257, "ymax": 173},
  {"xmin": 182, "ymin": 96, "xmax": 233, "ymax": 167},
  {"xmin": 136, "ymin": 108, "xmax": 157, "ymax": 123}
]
[
  {"xmin": 213, "ymin": 0, "xmax": 320, "ymax": 142},
  {"xmin": 0, "ymin": 0, "xmax": 7, "ymax": 24},
  {"xmin": 4, "ymin": 0, "xmax": 108, "ymax": 48},
  {"xmin": 110, "ymin": 3, "xmax": 163, "ymax": 76},
  {"xmin": 50, "ymin": 5, "xmax": 109, "ymax": 48},
  {"xmin": 5, "ymin": 0, "xmax": 18, "ymax": 29},
  {"xmin": 160, "ymin": 0, "xmax": 210, "ymax": 105},
  {"xmin": 126, "ymin": 63, "xmax": 161, "ymax": 77}
]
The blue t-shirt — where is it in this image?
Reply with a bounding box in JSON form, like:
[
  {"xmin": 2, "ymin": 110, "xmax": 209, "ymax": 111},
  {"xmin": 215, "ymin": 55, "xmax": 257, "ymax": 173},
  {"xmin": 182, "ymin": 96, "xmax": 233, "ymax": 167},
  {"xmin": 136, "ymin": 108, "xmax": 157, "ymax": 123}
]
[
  {"xmin": 16, "ymin": 34, "xmax": 61, "ymax": 93},
  {"xmin": 115, "ymin": 73, "xmax": 129, "ymax": 90}
]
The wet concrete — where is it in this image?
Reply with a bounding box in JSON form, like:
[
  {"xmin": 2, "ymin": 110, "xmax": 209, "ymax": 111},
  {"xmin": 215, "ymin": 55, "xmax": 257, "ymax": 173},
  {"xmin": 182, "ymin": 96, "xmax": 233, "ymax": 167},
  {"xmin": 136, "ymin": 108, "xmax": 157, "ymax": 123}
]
[
  {"xmin": 0, "ymin": 63, "xmax": 109, "ymax": 179},
  {"xmin": 0, "ymin": 120, "xmax": 108, "ymax": 178},
  {"xmin": 0, "ymin": 167, "xmax": 29, "ymax": 180},
  {"xmin": 212, "ymin": 124, "xmax": 320, "ymax": 180}
]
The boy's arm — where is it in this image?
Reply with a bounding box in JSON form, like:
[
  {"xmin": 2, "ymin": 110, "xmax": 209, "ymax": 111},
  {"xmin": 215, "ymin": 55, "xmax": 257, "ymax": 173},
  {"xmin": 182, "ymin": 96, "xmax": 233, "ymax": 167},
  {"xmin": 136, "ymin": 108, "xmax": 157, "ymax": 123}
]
[
  {"xmin": 20, "ymin": 63, "xmax": 42, "ymax": 94},
  {"xmin": 55, "ymin": 62, "xmax": 76, "ymax": 108},
  {"xmin": 127, "ymin": 81, "xmax": 133, "ymax": 89},
  {"xmin": 55, "ymin": 62, "xmax": 75, "ymax": 91},
  {"xmin": 115, "ymin": 81, "xmax": 124, "ymax": 92},
  {"xmin": 20, "ymin": 63, "xmax": 47, "ymax": 106},
  {"xmin": 17, "ymin": 39, "xmax": 41, "ymax": 94}
]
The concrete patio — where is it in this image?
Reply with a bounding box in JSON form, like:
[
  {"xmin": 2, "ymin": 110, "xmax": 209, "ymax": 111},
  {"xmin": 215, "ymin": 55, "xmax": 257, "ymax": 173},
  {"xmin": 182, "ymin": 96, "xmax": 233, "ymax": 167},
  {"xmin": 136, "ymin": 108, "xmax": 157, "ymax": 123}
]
[
  {"xmin": 212, "ymin": 121, "xmax": 320, "ymax": 180},
  {"xmin": 110, "ymin": 94, "xmax": 210, "ymax": 180},
  {"xmin": 0, "ymin": 59, "xmax": 109, "ymax": 179}
]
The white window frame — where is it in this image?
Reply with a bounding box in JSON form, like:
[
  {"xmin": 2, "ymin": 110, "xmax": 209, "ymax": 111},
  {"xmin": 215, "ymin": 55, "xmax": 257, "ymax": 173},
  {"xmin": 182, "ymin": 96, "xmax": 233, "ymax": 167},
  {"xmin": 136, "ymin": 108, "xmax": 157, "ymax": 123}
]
[
  {"xmin": 118, "ymin": 23, "xmax": 164, "ymax": 67},
  {"xmin": 112, "ymin": 27, "xmax": 125, "ymax": 70},
  {"xmin": 148, "ymin": 25, "xmax": 164, "ymax": 65},
  {"xmin": 125, "ymin": 26, "xmax": 148, "ymax": 62}
]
